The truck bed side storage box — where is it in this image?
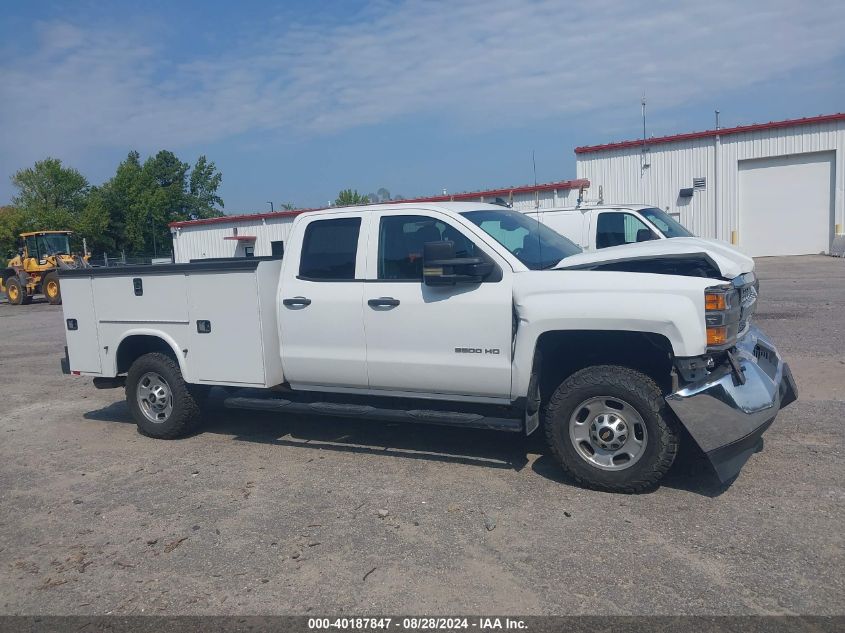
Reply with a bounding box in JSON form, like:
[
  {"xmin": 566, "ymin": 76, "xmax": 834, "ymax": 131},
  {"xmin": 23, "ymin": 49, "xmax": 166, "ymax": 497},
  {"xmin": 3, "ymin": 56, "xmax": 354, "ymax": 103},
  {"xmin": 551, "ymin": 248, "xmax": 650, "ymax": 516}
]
[{"xmin": 60, "ymin": 259, "xmax": 284, "ymax": 388}]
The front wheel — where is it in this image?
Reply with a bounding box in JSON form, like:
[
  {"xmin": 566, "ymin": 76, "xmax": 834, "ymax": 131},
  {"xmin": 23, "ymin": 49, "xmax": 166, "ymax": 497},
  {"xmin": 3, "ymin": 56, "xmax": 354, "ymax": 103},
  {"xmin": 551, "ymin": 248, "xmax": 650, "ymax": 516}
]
[
  {"xmin": 126, "ymin": 353, "xmax": 201, "ymax": 438},
  {"xmin": 543, "ymin": 365, "xmax": 679, "ymax": 493},
  {"xmin": 43, "ymin": 272, "xmax": 62, "ymax": 305}
]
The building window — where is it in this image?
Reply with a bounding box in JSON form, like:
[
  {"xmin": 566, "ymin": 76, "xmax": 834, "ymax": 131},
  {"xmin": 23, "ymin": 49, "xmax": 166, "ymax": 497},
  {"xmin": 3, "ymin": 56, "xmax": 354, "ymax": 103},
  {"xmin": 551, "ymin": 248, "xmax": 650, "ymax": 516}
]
[
  {"xmin": 271, "ymin": 240, "xmax": 284, "ymax": 259},
  {"xmin": 244, "ymin": 245, "xmax": 255, "ymax": 258}
]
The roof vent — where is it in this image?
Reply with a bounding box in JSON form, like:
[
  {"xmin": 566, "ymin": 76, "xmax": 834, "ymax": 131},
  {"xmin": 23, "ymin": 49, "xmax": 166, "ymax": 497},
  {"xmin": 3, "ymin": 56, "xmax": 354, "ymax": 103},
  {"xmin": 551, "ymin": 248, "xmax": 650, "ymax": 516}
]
[{"xmin": 693, "ymin": 177, "xmax": 706, "ymax": 190}]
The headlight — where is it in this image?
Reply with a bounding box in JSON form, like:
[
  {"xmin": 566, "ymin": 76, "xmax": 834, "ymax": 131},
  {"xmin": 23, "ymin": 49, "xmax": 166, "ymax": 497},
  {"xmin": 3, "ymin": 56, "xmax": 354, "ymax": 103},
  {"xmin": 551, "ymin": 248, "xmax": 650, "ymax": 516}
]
[{"xmin": 704, "ymin": 285, "xmax": 741, "ymax": 349}]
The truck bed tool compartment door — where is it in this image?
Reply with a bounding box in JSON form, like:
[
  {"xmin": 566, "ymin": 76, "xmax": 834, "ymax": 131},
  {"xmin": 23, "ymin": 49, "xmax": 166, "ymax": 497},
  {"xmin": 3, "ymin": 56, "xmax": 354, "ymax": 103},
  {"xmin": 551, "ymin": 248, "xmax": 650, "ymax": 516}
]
[{"xmin": 60, "ymin": 276, "xmax": 102, "ymax": 374}]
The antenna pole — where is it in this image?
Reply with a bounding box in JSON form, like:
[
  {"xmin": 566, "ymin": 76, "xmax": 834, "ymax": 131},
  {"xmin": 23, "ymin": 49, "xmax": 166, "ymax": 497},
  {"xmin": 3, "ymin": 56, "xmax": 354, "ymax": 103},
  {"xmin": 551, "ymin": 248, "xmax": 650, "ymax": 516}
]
[
  {"xmin": 642, "ymin": 96, "xmax": 647, "ymax": 146},
  {"xmin": 532, "ymin": 150, "xmax": 543, "ymax": 266}
]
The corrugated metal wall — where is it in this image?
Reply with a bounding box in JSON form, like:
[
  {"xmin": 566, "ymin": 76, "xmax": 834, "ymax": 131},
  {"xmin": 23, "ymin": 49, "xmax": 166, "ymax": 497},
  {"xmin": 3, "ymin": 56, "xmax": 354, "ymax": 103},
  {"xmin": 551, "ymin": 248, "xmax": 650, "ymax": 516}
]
[
  {"xmin": 576, "ymin": 120, "xmax": 845, "ymax": 248},
  {"xmin": 172, "ymin": 216, "xmax": 297, "ymax": 263}
]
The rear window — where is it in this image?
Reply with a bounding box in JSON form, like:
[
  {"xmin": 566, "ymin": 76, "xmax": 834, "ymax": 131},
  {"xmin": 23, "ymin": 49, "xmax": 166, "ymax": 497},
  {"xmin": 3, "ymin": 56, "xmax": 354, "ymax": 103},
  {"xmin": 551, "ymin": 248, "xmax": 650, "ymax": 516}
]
[{"xmin": 299, "ymin": 218, "xmax": 361, "ymax": 280}]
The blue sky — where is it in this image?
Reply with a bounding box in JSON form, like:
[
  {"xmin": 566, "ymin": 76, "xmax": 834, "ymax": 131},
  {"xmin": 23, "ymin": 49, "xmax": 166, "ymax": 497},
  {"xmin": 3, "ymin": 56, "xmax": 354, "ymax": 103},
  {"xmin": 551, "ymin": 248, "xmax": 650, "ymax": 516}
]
[{"xmin": 2, "ymin": 0, "xmax": 844, "ymax": 212}]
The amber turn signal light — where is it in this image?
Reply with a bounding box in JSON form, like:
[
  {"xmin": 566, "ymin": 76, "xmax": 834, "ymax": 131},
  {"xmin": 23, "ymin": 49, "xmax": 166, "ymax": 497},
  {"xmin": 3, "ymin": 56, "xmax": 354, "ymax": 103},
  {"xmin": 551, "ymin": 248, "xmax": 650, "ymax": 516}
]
[
  {"xmin": 707, "ymin": 326, "xmax": 729, "ymax": 346},
  {"xmin": 705, "ymin": 292, "xmax": 728, "ymax": 311}
]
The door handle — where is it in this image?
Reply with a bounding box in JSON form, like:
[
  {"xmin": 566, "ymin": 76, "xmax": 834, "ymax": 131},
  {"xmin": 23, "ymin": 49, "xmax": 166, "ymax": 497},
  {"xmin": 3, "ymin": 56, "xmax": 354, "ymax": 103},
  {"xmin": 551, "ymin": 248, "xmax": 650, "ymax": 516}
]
[
  {"xmin": 368, "ymin": 297, "xmax": 400, "ymax": 308},
  {"xmin": 283, "ymin": 296, "xmax": 312, "ymax": 307}
]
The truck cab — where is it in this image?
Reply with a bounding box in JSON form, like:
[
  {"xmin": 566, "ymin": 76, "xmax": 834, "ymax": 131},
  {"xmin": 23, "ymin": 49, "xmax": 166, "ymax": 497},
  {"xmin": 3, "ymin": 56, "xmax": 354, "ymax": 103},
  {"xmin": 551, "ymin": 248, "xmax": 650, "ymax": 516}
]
[
  {"xmin": 59, "ymin": 202, "xmax": 796, "ymax": 493},
  {"xmin": 523, "ymin": 204, "xmax": 695, "ymax": 251}
]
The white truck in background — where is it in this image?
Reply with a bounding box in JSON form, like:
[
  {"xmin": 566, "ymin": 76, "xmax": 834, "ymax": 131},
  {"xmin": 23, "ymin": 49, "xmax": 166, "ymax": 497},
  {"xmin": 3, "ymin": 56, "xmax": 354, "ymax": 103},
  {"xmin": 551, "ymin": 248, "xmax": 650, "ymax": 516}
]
[
  {"xmin": 59, "ymin": 202, "xmax": 796, "ymax": 492},
  {"xmin": 523, "ymin": 204, "xmax": 698, "ymax": 250}
]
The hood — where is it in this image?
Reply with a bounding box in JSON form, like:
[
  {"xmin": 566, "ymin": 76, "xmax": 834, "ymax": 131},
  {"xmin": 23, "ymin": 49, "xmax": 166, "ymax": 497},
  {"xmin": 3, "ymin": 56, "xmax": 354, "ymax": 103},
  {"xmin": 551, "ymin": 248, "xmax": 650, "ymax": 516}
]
[{"xmin": 555, "ymin": 237, "xmax": 754, "ymax": 280}]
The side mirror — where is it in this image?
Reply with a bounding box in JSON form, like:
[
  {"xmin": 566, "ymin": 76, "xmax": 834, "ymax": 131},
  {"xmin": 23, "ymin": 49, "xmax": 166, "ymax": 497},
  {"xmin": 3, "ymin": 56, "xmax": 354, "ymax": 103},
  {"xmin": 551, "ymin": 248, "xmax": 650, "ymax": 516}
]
[
  {"xmin": 636, "ymin": 228, "xmax": 655, "ymax": 242},
  {"xmin": 423, "ymin": 240, "xmax": 493, "ymax": 286}
]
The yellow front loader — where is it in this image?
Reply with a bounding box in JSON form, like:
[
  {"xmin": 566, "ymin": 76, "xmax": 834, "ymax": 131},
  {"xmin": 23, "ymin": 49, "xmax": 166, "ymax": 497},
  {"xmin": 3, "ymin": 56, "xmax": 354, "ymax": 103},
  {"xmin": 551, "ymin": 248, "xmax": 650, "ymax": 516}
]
[{"xmin": 1, "ymin": 231, "xmax": 90, "ymax": 305}]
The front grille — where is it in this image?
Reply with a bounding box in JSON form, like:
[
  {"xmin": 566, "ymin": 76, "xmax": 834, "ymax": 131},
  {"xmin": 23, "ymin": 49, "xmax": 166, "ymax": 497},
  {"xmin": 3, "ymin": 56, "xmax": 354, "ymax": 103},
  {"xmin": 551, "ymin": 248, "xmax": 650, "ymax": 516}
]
[{"xmin": 736, "ymin": 276, "xmax": 758, "ymax": 336}]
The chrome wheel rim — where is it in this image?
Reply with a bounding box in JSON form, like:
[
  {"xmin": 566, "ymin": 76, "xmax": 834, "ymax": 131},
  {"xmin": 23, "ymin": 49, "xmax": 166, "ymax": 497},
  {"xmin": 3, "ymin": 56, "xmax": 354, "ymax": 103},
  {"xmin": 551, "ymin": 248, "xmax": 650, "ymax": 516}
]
[
  {"xmin": 136, "ymin": 372, "xmax": 173, "ymax": 424},
  {"xmin": 569, "ymin": 396, "xmax": 648, "ymax": 471}
]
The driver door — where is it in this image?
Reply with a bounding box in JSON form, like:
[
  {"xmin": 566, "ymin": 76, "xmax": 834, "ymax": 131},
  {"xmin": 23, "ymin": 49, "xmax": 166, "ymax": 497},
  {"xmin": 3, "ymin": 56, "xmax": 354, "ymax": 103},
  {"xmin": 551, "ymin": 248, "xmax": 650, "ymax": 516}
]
[{"xmin": 362, "ymin": 210, "xmax": 513, "ymax": 400}]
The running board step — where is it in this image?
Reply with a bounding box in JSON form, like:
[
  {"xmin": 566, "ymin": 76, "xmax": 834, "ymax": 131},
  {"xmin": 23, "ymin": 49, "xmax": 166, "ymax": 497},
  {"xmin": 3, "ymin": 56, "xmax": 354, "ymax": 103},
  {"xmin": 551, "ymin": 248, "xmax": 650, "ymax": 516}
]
[{"xmin": 223, "ymin": 397, "xmax": 523, "ymax": 432}]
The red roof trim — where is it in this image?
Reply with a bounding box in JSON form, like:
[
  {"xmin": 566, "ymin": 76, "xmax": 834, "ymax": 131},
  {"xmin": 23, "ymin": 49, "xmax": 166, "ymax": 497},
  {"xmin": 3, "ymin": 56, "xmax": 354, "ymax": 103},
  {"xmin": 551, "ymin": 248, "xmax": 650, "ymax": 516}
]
[
  {"xmin": 170, "ymin": 208, "xmax": 312, "ymax": 229},
  {"xmin": 223, "ymin": 235, "xmax": 257, "ymax": 241},
  {"xmin": 574, "ymin": 112, "xmax": 845, "ymax": 155},
  {"xmin": 168, "ymin": 179, "xmax": 590, "ymax": 229},
  {"xmin": 389, "ymin": 178, "xmax": 590, "ymax": 204}
]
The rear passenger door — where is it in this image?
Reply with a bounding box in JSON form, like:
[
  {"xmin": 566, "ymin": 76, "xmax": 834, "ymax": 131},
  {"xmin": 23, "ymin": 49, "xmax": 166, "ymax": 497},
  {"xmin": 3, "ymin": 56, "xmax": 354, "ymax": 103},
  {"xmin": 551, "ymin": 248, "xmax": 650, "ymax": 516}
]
[{"xmin": 278, "ymin": 213, "xmax": 370, "ymax": 390}]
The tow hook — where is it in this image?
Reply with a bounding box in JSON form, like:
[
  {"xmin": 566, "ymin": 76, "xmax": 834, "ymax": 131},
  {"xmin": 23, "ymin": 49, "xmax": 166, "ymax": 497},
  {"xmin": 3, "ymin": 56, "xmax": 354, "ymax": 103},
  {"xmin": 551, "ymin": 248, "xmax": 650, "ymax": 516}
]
[{"xmin": 726, "ymin": 350, "xmax": 746, "ymax": 385}]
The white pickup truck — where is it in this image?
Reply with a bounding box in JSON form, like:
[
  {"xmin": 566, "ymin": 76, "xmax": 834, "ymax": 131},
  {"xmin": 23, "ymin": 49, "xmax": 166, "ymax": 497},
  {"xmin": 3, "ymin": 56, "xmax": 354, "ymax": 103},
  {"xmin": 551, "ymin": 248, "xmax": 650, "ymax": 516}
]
[
  {"xmin": 524, "ymin": 204, "xmax": 697, "ymax": 251},
  {"xmin": 59, "ymin": 202, "xmax": 796, "ymax": 492}
]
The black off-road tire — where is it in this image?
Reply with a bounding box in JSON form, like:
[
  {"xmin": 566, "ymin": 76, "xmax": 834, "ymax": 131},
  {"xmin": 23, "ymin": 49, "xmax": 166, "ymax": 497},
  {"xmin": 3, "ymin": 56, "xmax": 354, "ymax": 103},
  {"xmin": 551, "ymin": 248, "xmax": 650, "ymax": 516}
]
[
  {"xmin": 42, "ymin": 272, "xmax": 62, "ymax": 305},
  {"xmin": 126, "ymin": 352, "xmax": 201, "ymax": 439},
  {"xmin": 5, "ymin": 277, "xmax": 27, "ymax": 305},
  {"xmin": 543, "ymin": 365, "xmax": 679, "ymax": 493}
]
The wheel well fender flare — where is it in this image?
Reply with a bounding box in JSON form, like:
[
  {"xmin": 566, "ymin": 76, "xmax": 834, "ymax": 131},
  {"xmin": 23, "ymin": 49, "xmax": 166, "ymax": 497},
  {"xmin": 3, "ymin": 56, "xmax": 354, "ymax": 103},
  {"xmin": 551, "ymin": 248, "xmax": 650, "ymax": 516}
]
[
  {"xmin": 113, "ymin": 330, "xmax": 189, "ymax": 380},
  {"xmin": 516, "ymin": 329, "xmax": 675, "ymax": 404}
]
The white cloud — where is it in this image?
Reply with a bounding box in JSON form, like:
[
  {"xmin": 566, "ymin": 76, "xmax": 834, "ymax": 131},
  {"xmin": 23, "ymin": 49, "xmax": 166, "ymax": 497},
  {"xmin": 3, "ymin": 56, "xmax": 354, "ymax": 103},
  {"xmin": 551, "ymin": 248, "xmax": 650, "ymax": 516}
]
[{"xmin": 2, "ymin": 0, "xmax": 845, "ymax": 160}]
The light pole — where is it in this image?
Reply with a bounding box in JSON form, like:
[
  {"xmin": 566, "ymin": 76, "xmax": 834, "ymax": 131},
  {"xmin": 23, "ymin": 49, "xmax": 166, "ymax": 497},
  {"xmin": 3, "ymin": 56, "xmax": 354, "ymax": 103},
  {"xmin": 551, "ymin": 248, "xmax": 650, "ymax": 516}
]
[{"xmin": 267, "ymin": 201, "xmax": 274, "ymax": 212}]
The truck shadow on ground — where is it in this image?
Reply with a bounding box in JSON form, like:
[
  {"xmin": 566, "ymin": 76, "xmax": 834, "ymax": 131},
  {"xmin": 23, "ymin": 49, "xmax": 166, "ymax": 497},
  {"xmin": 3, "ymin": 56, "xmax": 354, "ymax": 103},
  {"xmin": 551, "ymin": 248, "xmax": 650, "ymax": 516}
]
[{"xmin": 85, "ymin": 398, "xmax": 729, "ymax": 497}]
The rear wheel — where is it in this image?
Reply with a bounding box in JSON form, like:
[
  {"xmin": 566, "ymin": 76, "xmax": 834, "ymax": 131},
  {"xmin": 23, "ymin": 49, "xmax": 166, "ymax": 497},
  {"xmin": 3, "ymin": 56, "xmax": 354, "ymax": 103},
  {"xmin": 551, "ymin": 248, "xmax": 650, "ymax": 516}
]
[
  {"xmin": 126, "ymin": 352, "xmax": 201, "ymax": 438},
  {"xmin": 43, "ymin": 272, "xmax": 62, "ymax": 305},
  {"xmin": 543, "ymin": 365, "xmax": 679, "ymax": 493}
]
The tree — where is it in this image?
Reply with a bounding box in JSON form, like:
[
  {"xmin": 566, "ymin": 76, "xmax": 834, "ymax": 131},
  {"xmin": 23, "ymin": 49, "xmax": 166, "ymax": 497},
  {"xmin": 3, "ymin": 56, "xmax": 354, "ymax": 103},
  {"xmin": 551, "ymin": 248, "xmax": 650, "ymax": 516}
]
[
  {"xmin": 188, "ymin": 155, "xmax": 224, "ymax": 218},
  {"xmin": 280, "ymin": 203, "xmax": 297, "ymax": 211},
  {"xmin": 8, "ymin": 150, "xmax": 226, "ymax": 257},
  {"xmin": 11, "ymin": 158, "xmax": 89, "ymax": 231},
  {"xmin": 98, "ymin": 151, "xmax": 143, "ymax": 252},
  {"xmin": 0, "ymin": 205, "xmax": 25, "ymax": 257},
  {"xmin": 75, "ymin": 188, "xmax": 113, "ymax": 253},
  {"xmin": 335, "ymin": 189, "xmax": 369, "ymax": 206}
]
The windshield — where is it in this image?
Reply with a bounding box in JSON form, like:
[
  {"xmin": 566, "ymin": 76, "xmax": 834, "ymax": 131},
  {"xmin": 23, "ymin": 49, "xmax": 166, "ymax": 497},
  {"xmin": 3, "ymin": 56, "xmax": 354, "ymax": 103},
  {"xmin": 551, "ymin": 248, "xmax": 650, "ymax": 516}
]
[
  {"xmin": 461, "ymin": 209, "xmax": 582, "ymax": 270},
  {"xmin": 639, "ymin": 207, "xmax": 693, "ymax": 238},
  {"xmin": 37, "ymin": 234, "xmax": 71, "ymax": 256}
]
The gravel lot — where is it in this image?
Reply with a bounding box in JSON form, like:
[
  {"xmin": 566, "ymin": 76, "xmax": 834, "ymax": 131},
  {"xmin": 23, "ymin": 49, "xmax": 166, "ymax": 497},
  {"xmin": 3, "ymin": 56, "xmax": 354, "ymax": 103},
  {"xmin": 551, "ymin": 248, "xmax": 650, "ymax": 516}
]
[{"xmin": 0, "ymin": 255, "xmax": 842, "ymax": 615}]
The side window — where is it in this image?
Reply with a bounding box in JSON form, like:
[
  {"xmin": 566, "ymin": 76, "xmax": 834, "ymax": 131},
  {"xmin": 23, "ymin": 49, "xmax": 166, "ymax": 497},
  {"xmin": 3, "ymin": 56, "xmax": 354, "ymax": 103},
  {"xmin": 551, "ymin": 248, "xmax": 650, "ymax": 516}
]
[
  {"xmin": 596, "ymin": 212, "xmax": 655, "ymax": 248},
  {"xmin": 378, "ymin": 215, "xmax": 478, "ymax": 280},
  {"xmin": 26, "ymin": 236, "xmax": 38, "ymax": 259},
  {"xmin": 299, "ymin": 217, "xmax": 361, "ymax": 280}
]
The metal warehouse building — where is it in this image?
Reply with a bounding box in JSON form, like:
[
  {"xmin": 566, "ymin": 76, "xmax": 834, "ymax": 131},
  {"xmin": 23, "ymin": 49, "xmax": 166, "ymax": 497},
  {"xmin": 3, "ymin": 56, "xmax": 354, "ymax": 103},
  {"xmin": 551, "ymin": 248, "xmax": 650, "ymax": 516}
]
[
  {"xmin": 169, "ymin": 179, "xmax": 588, "ymax": 263},
  {"xmin": 575, "ymin": 113, "xmax": 845, "ymax": 257}
]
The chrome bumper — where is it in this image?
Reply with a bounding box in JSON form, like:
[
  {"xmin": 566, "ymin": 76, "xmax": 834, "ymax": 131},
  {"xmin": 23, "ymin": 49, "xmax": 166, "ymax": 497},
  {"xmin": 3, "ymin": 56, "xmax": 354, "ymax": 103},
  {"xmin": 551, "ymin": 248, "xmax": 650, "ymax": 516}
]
[{"xmin": 666, "ymin": 325, "xmax": 798, "ymax": 482}]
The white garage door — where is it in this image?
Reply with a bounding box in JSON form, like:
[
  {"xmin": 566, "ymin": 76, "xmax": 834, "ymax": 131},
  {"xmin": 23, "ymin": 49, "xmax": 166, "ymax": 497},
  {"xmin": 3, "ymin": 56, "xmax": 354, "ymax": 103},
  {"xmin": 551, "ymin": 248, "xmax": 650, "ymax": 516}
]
[{"xmin": 738, "ymin": 152, "xmax": 834, "ymax": 256}]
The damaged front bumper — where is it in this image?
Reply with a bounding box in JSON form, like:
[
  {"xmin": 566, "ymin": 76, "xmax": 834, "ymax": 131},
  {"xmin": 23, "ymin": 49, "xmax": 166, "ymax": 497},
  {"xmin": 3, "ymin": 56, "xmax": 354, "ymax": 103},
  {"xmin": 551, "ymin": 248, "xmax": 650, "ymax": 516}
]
[{"xmin": 666, "ymin": 325, "xmax": 798, "ymax": 482}]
